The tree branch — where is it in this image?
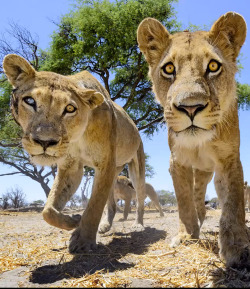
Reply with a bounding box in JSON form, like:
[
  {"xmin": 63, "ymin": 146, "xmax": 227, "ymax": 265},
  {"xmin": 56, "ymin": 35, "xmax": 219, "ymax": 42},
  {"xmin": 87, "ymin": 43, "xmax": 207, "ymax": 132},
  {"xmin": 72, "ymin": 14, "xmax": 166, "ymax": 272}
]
[
  {"xmin": 0, "ymin": 141, "xmax": 22, "ymax": 148},
  {"xmin": 0, "ymin": 172, "xmax": 21, "ymax": 177},
  {"xmin": 138, "ymin": 116, "xmax": 165, "ymax": 131}
]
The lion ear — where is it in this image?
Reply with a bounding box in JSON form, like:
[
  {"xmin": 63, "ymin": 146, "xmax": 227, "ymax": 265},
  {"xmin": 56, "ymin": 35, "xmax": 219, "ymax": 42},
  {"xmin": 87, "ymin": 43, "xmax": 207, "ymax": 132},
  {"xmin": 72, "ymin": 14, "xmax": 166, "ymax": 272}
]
[
  {"xmin": 82, "ymin": 89, "xmax": 104, "ymax": 109},
  {"xmin": 3, "ymin": 54, "xmax": 35, "ymax": 87},
  {"xmin": 209, "ymin": 12, "xmax": 247, "ymax": 60},
  {"xmin": 137, "ymin": 17, "xmax": 170, "ymax": 66}
]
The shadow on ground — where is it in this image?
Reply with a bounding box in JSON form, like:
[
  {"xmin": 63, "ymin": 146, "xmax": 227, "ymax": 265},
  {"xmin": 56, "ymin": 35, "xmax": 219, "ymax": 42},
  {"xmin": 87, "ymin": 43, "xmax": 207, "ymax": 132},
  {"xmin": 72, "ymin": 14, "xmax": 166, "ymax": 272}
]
[{"xmin": 30, "ymin": 226, "xmax": 166, "ymax": 284}]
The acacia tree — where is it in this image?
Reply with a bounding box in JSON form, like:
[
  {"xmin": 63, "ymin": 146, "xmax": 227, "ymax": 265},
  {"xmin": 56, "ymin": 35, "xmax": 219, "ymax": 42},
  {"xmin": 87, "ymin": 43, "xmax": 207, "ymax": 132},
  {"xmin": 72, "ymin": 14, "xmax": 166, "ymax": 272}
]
[
  {"xmin": 5, "ymin": 186, "xmax": 27, "ymax": 208},
  {"xmin": 157, "ymin": 190, "xmax": 177, "ymax": 206}
]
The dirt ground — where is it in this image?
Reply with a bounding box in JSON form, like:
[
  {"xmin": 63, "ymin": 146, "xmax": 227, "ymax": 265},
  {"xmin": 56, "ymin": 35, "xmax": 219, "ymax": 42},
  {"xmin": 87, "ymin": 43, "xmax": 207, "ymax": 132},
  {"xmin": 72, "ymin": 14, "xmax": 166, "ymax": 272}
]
[{"xmin": 1, "ymin": 207, "xmax": 250, "ymax": 288}]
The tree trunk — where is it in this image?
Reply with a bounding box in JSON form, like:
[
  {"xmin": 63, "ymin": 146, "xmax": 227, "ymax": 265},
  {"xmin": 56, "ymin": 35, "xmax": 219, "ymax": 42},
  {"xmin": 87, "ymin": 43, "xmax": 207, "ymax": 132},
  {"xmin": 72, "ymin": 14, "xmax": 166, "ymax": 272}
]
[{"xmin": 40, "ymin": 182, "xmax": 51, "ymax": 198}]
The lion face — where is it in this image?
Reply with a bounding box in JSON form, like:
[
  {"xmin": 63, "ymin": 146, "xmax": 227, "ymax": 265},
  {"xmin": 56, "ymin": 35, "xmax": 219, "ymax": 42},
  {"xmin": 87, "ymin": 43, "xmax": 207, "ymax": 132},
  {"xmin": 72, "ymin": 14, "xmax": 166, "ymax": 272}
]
[
  {"xmin": 15, "ymin": 82, "xmax": 90, "ymax": 166},
  {"xmin": 137, "ymin": 12, "xmax": 246, "ymax": 147},
  {"xmin": 3, "ymin": 55, "xmax": 104, "ymax": 166},
  {"xmin": 152, "ymin": 32, "xmax": 237, "ymax": 146}
]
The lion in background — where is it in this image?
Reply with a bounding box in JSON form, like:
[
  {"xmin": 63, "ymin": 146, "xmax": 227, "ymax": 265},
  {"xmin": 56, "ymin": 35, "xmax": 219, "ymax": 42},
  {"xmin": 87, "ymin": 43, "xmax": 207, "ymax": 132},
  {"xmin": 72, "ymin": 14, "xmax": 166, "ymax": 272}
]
[
  {"xmin": 137, "ymin": 12, "xmax": 250, "ymax": 268},
  {"xmin": 114, "ymin": 176, "xmax": 164, "ymax": 221},
  {"xmin": 244, "ymin": 181, "xmax": 250, "ymax": 212},
  {"xmin": 3, "ymin": 54, "xmax": 146, "ymax": 254}
]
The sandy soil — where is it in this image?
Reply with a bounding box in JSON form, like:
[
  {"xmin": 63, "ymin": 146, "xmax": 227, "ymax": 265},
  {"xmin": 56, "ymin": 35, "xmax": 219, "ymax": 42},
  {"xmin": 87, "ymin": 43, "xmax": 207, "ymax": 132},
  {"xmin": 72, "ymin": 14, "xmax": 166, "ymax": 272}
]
[{"xmin": 1, "ymin": 208, "xmax": 250, "ymax": 287}]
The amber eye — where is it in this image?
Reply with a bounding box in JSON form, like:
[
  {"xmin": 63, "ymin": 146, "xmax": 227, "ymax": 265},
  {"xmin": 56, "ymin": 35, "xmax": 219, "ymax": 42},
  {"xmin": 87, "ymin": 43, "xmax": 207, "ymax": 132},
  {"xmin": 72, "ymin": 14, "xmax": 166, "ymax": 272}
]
[
  {"xmin": 64, "ymin": 104, "xmax": 76, "ymax": 114},
  {"xmin": 162, "ymin": 62, "xmax": 175, "ymax": 75},
  {"xmin": 207, "ymin": 60, "xmax": 221, "ymax": 73}
]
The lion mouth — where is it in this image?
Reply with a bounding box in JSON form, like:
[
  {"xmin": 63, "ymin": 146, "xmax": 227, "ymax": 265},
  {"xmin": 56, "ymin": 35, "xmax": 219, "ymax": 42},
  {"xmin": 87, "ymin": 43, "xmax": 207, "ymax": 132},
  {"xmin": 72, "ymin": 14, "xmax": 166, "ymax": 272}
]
[
  {"xmin": 176, "ymin": 125, "xmax": 208, "ymax": 134},
  {"xmin": 186, "ymin": 125, "xmax": 207, "ymax": 132},
  {"xmin": 31, "ymin": 152, "xmax": 58, "ymax": 158},
  {"xmin": 30, "ymin": 152, "xmax": 63, "ymax": 166}
]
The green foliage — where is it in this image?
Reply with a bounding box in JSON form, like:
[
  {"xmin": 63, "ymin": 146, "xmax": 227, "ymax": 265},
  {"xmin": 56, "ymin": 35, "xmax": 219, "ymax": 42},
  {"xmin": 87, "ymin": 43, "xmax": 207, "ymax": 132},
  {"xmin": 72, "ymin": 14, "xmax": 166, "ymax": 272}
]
[
  {"xmin": 186, "ymin": 23, "xmax": 210, "ymax": 32},
  {"xmin": 237, "ymin": 82, "xmax": 250, "ymax": 110},
  {"xmin": 0, "ymin": 79, "xmax": 28, "ymax": 168},
  {"xmin": 43, "ymin": 0, "xmax": 179, "ymax": 73},
  {"xmin": 30, "ymin": 200, "xmax": 45, "ymax": 207},
  {"xmin": 157, "ymin": 190, "xmax": 177, "ymax": 206},
  {"xmin": 0, "ymin": 78, "xmax": 22, "ymax": 144},
  {"xmin": 145, "ymin": 153, "xmax": 155, "ymax": 178}
]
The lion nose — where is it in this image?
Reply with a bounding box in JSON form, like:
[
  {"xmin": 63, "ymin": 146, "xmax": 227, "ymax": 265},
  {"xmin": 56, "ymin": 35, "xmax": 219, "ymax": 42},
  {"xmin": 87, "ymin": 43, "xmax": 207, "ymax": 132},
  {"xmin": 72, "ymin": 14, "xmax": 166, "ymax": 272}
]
[
  {"xmin": 174, "ymin": 103, "xmax": 207, "ymax": 121},
  {"xmin": 33, "ymin": 138, "xmax": 60, "ymax": 150}
]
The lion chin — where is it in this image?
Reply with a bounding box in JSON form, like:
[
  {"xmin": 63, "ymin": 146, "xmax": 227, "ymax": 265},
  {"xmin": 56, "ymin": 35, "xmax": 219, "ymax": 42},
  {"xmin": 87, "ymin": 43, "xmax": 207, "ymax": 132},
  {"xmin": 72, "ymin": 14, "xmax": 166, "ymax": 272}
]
[
  {"xmin": 170, "ymin": 126, "xmax": 216, "ymax": 149},
  {"xmin": 30, "ymin": 153, "xmax": 63, "ymax": 167}
]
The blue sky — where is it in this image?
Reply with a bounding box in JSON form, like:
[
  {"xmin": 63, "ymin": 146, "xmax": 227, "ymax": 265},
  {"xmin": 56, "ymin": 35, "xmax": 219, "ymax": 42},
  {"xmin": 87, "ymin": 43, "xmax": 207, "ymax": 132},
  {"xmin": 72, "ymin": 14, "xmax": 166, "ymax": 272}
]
[{"xmin": 0, "ymin": 0, "xmax": 250, "ymax": 202}]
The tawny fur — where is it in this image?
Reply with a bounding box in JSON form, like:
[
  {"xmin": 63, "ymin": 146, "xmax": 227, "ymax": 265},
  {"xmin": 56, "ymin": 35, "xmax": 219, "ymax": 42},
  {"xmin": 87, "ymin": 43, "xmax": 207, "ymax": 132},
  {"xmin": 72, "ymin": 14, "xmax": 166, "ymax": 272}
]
[
  {"xmin": 114, "ymin": 176, "xmax": 164, "ymax": 220},
  {"xmin": 137, "ymin": 12, "xmax": 250, "ymax": 268},
  {"xmin": 3, "ymin": 54, "xmax": 146, "ymax": 254}
]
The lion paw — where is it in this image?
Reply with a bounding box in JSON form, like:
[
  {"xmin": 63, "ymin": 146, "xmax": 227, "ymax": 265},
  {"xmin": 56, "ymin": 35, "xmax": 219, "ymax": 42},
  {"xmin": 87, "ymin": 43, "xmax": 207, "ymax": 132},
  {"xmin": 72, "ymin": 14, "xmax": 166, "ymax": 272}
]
[
  {"xmin": 170, "ymin": 235, "xmax": 182, "ymax": 248},
  {"xmin": 219, "ymin": 225, "xmax": 250, "ymax": 269},
  {"xmin": 98, "ymin": 222, "xmax": 112, "ymax": 234},
  {"xmin": 69, "ymin": 228, "xmax": 97, "ymax": 254},
  {"xmin": 221, "ymin": 244, "xmax": 250, "ymax": 269},
  {"xmin": 132, "ymin": 222, "xmax": 144, "ymax": 232},
  {"xmin": 170, "ymin": 233, "xmax": 196, "ymax": 248}
]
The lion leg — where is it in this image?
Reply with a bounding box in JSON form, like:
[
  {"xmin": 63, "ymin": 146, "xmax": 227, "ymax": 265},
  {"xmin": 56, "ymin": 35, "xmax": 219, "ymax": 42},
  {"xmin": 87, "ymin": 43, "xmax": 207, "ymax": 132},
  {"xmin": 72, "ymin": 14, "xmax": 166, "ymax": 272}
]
[
  {"xmin": 193, "ymin": 169, "xmax": 213, "ymax": 227},
  {"xmin": 42, "ymin": 162, "xmax": 83, "ymax": 230},
  {"xmin": 128, "ymin": 142, "xmax": 146, "ymax": 231},
  {"xmin": 244, "ymin": 190, "xmax": 247, "ymax": 210},
  {"xmin": 153, "ymin": 197, "xmax": 164, "ymax": 217},
  {"xmin": 146, "ymin": 184, "xmax": 164, "ymax": 217},
  {"xmin": 122, "ymin": 194, "xmax": 132, "ymax": 221},
  {"xmin": 98, "ymin": 166, "xmax": 124, "ymax": 234},
  {"xmin": 69, "ymin": 164, "xmax": 117, "ymax": 254},
  {"xmin": 98, "ymin": 183, "xmax": 117, "ymax": 234},
  {"xmin": 115, "ymin": 196, "xmax": 123, "ymax": 213},
  {"xmin": 214, "ymin": 160, "xmax": 250, "ymax": 268},
  {"xmin": 170, "ymin": 159, "xmax": 200, "ymax": 247}
]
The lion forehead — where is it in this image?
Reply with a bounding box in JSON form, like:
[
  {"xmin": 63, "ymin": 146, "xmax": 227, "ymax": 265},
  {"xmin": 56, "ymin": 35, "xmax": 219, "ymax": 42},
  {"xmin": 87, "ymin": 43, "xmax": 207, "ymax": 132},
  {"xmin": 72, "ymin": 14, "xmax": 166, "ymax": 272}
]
[
  {"xmin": 31, "ymin": 87, "xmax": 72, "ymax": 104},
  {"xmin": 161, "ymin": 32, "xmax": 221, "ymax": 72}
]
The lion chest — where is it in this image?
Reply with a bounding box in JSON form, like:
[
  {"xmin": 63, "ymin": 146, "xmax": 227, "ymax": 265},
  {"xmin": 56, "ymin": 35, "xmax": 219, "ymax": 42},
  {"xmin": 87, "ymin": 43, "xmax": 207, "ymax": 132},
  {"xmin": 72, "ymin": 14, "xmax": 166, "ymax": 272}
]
[{"xmin": 172, "ymin": 144, "xmax": 215, "ymax": 172}]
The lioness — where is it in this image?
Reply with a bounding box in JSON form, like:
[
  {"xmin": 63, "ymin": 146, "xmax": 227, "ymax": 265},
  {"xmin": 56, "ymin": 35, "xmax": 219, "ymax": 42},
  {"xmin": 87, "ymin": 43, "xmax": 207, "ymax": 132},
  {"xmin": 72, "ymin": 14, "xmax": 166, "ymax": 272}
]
[
  {"xmin": 137, "ymin": 12, "xmax": 250, "ymax": 268},
  {"xmin": 3, "ymin": 54, "xmax": 145, "ymax": 253},
  {"xmin": 114, "ymin": 176, "xmax": 164, "ymax": 220}
]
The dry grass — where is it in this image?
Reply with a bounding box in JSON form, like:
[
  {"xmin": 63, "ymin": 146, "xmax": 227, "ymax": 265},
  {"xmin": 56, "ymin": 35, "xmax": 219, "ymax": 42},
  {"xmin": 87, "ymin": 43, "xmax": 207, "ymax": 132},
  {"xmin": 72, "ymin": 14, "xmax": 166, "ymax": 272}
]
[{"xmin": 1, "ymin": 209, "xmax": 250, "ymax": 287}]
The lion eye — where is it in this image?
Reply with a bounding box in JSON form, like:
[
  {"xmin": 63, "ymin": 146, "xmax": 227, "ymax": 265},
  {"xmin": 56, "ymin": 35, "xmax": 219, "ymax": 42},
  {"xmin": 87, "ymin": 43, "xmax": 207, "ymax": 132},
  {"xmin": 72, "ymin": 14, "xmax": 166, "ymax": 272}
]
[
  {"xmin": 207, "ymin": 60, "xmax": 221, "ymax": 73},
  {"xmin": 64, "ymin": 104, "xmax": 77, "ymax": 114},
  {"xmin": 23, "ymin": 96, "xmax": 36, "ymax": 109},
  {"xmin": 162, "ymin": 62, "xmax": 175, "ymax": 75}
]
